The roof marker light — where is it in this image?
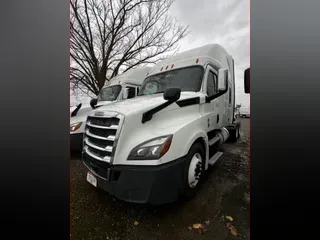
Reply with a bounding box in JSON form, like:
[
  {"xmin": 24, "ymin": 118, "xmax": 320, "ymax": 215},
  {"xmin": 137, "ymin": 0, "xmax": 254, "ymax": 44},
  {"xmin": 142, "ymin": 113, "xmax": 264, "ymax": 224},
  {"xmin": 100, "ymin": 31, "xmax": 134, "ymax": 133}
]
[
  {"xmin": 171, "ymin": 64, "xmax": 174, "ymax": 68},
  {"xmin": 196, "ymin": 58, "xmax": 199, "ymax": 63},
  {"xmin": 165, "ymin": 66, "xmax": 169, "ymax": 70},
  {"xmin": 160, "ymin": 67, "xmax": 163, "ymax": 71}
]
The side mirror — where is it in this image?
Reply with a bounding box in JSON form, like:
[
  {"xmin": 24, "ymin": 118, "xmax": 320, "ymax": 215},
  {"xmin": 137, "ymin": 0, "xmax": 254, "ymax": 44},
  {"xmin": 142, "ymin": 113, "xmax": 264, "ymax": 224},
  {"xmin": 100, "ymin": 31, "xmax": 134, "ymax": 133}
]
[
  {"xmin": 90, "ymin": 98, "xmax": 98, "ymax": 109},
  {"xmin": 244, "ymin": 68, "xmax": 250, "ymax": 93},
  {"xmin": 163, "ymin": 88, "xmax": 181, "ymax": 102},
  {"xmin": 122, "ymin": 87, "xmax": 129, "ymax": 100},
  {"xmin": 218, "ymin": 69, "xmax": 228, "ymax": 91}
]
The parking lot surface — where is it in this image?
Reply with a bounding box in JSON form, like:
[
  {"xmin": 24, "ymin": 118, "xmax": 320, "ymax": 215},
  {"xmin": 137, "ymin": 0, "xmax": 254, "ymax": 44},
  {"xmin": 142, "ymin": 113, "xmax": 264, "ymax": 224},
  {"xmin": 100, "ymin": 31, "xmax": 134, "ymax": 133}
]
[{"xmin": 71, "ymin": 118, "xmax": 249, "ymax": 240}]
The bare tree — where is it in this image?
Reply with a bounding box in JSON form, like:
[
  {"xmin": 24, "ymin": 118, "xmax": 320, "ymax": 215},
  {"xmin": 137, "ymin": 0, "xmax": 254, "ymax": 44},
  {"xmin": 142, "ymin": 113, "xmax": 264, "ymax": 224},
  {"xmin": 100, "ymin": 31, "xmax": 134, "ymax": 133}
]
[{"xmin": 70, "ymin": 0, "xmax": 188, "ymax": 96}]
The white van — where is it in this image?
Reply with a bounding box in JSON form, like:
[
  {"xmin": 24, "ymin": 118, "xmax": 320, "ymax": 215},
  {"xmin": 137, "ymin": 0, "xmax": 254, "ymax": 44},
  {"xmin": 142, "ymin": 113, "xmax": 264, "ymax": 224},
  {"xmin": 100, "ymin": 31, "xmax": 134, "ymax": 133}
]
[
  {"xmin": 70, "ymin": 67, "xmax": 151, "ymax": 151},
  {"xmin": 239, "ymin": 106, "xmax": 250, "ymax": 118}
]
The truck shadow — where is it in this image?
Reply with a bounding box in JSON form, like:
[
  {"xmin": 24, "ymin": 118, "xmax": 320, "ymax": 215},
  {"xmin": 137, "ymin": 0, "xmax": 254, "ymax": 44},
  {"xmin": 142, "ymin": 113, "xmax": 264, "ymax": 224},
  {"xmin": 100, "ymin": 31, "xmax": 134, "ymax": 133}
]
[
  {"xmin": 71, "ymin": 133, "xmax": 249, "ymax": 239},
  {"xmin": 87, "ymin": 162, "xmax": 224, "ymax": 221},
  {"xmin": 71, "ymin": 153, "xmax": 248, "ymax": 240}
]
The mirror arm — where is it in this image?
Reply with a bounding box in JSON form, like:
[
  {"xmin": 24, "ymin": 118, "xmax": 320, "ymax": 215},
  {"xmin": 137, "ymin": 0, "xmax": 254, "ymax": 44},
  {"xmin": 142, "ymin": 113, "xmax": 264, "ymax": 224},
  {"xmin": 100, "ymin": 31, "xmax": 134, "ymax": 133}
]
[
  {"xmin": 142, "ymin": 88, "xmax": 180, "ymax": 124},
  {"xmin": 71, "ymin": 103, "xmax": 82, "ymax": 117},
  {"xmin": 141, "ymin": 100, "xmax": 174, "ymax": 124}
]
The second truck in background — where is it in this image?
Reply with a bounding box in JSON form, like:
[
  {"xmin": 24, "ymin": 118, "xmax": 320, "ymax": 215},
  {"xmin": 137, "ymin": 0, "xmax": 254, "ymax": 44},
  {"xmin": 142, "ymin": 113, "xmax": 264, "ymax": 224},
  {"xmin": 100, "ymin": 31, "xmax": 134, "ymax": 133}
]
[{"xmin": 70, "ymin": 66, "xmax": 151, "ymax": 151}]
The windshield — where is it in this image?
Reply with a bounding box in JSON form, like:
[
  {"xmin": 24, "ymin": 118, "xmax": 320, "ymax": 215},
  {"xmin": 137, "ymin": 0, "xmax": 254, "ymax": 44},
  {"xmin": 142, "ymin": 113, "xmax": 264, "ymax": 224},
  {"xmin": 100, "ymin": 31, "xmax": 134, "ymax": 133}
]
[
  {"xmin": 98, "ymin": 85, "xmax": 121, "ymax": 101},
  {"xmin": 138, "ymin": 66, "xmax": 204, "ymax": 96}
]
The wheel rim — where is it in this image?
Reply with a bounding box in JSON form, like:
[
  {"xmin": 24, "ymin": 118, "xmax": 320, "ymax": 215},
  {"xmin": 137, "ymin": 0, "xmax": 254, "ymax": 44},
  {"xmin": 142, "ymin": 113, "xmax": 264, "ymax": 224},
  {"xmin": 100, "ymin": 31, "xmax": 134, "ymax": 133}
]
[{"xmin": 188, "ymin": 153, "xmax": 202, "ymax": 188}]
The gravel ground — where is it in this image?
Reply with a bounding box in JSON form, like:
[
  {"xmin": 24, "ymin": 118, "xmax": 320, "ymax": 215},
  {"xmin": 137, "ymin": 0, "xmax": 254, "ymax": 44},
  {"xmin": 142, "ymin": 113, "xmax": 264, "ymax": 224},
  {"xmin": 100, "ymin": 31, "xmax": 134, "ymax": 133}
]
[{"xmin": 71, "ymin": 118, "xmax": 249, "ymax": 240}]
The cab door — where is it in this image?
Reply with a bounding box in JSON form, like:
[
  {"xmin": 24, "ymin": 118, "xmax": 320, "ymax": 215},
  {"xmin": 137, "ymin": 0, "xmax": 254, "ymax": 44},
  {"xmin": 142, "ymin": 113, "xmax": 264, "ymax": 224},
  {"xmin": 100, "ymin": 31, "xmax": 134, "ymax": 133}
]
[{"xmin": 203, "ymin": 65, "xmax": 222, "ymax": 132}]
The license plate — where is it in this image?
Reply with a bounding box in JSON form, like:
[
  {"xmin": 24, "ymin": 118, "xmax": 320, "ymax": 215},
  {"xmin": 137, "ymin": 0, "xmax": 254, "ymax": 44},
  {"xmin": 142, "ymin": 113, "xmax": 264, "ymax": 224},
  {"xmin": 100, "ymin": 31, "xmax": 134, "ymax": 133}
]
[{"xmin": 86, "ymin": 171, "xmax": 97, "ymax": 187}]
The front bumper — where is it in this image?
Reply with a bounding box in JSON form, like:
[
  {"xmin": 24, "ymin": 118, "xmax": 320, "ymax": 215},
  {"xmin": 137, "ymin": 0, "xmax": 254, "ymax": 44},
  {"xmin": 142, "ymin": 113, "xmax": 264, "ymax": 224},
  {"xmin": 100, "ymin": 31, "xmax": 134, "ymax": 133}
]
[
  {"xmin": 83, "ymin": 153, "xmax": 188, "ymax": 205},
  {"xmin": 70, "ymin": 133, "xmax": 83, "ymax": 151}
]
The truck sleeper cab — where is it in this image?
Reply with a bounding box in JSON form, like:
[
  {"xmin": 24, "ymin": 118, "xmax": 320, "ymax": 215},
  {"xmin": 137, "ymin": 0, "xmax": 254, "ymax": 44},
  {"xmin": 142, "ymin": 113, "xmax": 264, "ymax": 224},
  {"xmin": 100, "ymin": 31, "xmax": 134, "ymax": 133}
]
[
  {"xmin": 82, "ymin": 44, "xmax": 242, "ymax": 204},
  {"xmin": 70, "ymin": 67, "xmax": 151, "ymax": 151}
]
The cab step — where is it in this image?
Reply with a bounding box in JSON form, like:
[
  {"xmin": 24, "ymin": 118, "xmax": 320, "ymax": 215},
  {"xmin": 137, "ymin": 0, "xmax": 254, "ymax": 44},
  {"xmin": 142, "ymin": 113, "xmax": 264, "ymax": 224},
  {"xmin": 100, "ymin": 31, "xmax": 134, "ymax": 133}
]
[{"xmin": 208, "ymin": 151, "xmax": 223, "ymax": 166}]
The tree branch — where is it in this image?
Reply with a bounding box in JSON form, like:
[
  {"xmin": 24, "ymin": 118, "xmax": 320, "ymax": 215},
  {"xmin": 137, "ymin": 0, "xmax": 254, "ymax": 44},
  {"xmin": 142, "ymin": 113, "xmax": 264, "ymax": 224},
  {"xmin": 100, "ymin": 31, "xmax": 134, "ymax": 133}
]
[{"xmin": 70, "ymin": 0, "xmax": 188, "ymax": 97}]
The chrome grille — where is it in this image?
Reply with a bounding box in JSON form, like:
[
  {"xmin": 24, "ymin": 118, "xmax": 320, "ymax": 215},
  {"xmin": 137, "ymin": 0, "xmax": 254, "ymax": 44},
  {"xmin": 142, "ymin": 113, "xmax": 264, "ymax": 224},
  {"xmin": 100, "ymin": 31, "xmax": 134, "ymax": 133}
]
[
  {"xmin": 83, "ymin": 113, "xmax": 123, "ymax": 164},
  {"xmin": 88, "ymin": 117, "xmax": 119, "ymax": 127},
  {"xmin": 87, "ymin": 126, "xmax": 117, "ymax": 139},
  {"xmin": 85, "ymin": 136, "xmax": 113, "ymax": 150}
]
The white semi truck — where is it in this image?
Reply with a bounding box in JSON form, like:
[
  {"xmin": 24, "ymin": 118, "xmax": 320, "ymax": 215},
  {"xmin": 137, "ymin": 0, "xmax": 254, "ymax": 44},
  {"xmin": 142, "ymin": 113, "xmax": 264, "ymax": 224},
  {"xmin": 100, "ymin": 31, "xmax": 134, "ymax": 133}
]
[
  {"xmin": 70, "ymin": 67, "xmax": 151, "ymax": 151},
  {"xmin": 82, "ymin": 44, "xmax": 244, "ymax": 204}
]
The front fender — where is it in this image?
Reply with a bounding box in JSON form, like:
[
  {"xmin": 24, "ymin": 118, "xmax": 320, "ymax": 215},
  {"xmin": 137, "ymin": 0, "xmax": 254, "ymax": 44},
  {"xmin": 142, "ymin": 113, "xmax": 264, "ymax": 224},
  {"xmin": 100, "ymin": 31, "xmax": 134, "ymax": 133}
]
[
  {"xmin": 166, "ymin": 117, "xmax": 209, "ymax": 165},
  {"xmin": 113, "ymin": 105, "xmax": 208, "ymax": 166},
  {"xmin": 181, "ymin": 132, "xmax": 208, "ymax": 157}
]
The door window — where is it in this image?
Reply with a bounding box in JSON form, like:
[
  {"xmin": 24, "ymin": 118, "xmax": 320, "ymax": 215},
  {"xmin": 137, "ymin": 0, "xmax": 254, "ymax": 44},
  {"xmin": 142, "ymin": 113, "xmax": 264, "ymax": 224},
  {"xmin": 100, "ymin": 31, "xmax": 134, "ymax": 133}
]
[
  {"xmin": 206, "ymin": 71, "xmax": 217, "ymax": 97},
  {"xmin": 127, "ymin": 86, "xmax": 136, "ymax": 99}
]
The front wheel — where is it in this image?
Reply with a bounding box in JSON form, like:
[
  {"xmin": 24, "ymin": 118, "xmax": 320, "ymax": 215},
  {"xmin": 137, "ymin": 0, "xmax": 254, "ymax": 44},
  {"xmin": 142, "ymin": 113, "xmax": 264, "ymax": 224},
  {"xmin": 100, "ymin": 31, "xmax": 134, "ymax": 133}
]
[{"xmin": 182, "ymin": 143, "xmax": 205, "ymax": 199}]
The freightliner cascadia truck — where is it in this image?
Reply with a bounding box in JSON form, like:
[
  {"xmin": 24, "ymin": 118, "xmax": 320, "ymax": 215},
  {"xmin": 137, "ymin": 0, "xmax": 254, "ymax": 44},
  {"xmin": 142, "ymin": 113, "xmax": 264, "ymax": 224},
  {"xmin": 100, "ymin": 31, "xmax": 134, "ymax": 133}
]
[{"xmin": 82, "ymin": 44, "xmax": 245, "ymax": 204}]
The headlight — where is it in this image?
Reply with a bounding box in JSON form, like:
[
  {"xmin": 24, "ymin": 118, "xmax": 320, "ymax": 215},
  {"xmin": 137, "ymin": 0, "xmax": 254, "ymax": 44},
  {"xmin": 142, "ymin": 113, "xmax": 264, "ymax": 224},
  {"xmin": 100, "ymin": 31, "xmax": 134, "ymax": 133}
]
[
  {"xmin": 128, "ymin": 135, "xmax": 173, "ymax": 160},
  {"xmin": 70, "ymin": 122, "xmax": 82, "ymax": 132}
]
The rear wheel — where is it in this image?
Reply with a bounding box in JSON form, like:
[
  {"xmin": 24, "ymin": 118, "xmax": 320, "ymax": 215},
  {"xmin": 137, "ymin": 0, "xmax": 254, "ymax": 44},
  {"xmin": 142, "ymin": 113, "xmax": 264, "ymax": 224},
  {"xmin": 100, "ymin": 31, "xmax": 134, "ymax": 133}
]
[
  {"xmin": 228, "ymin": 125, "xmax": 240, "ymax": 142},
  {"xmin": 182, "ymin": 143, "xmax": 205, "ymax": 199},
  {"xmin": 236, "ymin": 126, "xmax": 240, "ymax": 139}
]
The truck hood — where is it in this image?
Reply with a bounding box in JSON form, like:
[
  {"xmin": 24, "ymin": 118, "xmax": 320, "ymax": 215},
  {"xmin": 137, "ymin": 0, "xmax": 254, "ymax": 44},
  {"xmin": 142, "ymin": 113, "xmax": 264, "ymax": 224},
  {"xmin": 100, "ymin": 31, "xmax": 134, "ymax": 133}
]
[
  {"xmin": 92, "ymin": 92, "xmax": 203, "ymax": 117},
  {"xmin": 89, "ymin": 92, "xmax": 205, "ymax": 166},
  {"xmin": 70, "ymin": 101, "xmax": 112, "ymax": 124}
]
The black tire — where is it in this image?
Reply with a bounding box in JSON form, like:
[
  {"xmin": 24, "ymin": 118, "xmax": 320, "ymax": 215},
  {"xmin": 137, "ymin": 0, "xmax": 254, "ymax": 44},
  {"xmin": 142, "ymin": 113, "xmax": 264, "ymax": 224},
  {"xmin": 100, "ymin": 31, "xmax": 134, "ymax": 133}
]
[
  {"xmin": 236, "ymin": 126, "xmax": 240, "ymax": 140},
  {"xmin": 228, "ymin": 126, "xmax": 240, "ymax": 143},
  {"xmin": 182, "ymin": 143, "xmax": 205, "ymax": 199}
]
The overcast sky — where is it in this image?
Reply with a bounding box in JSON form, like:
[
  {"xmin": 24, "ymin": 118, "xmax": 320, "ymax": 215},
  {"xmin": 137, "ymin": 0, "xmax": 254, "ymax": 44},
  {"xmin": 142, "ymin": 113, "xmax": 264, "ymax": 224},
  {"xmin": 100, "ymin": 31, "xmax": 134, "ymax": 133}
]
[
  {"xmin": 170, "ymin": 0, "xmax": 250, "ymax": 107},
  {"xmin": 71, "ymin": 0, "xmax": 249, "ymax": 107}
]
